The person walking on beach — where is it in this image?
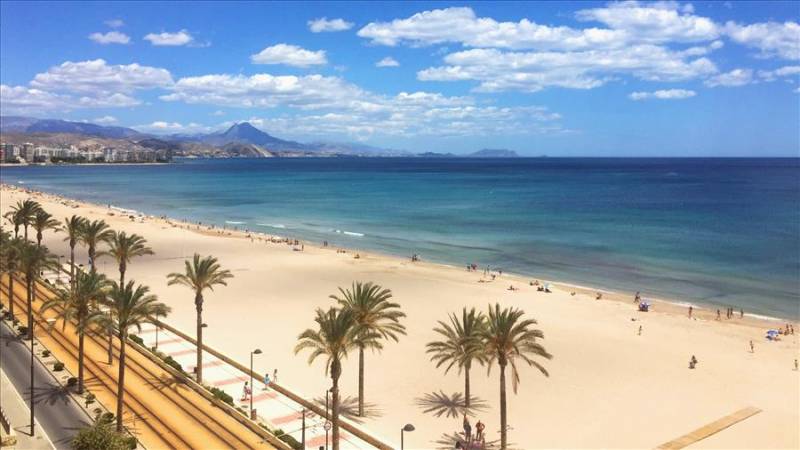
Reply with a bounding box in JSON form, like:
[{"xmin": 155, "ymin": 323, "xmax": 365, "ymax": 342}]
[
  {"xmin": 688, "ymin": 306, "xmax": 693, "ymax": 318},
  {"xmin": 740, "ymin": 308, "xmax": 744, "ymax": 318},
  {"xmin": 749, "ymin": 340, "xmax": 754, "ymax": 353},
  {"xmin": 634, "ymin": 291, "xmax": 641, "ymax": 303},
  {"xmin": 689, "ymin": 355, "xmax": 698, "ymax": 369},
  {"xmin": 716, "ymin": 309, "xmax": 721, "ymax": 320},
  {"xmin": 638, "ymin": 325, "xmax": 642, "ymax": 336},
  {"xmin": 794, "ymin": 359, "xmax": 798, "ymax": 371}
]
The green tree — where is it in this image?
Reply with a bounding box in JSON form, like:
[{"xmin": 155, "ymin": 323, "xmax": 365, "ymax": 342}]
[
  {"xmin": 42, "ymin": 271, "xmax": 108, "ymax": 393},
  {"xmin": 481, "ymin": 304, "xmax": 552, "ymax": 450},
  {"xmin": 101, "ymin": 281, "xmax": 170, "ymax": 432},
  {"xmin": 426, "ymin": 307, "xmax": 487, "ymax": 411},
  {"xmin": 33, "ymin": 210, "xmax": 60, "ymax": 247},
  {"xmin": 78, "ymin": 220, "xmax": 112, "ymax": 273},
  {"xmin": 71, "ymin": 412, "xmax": 136, "ymax": 450},
  {"xmin": 100, "ymin": 231, "xmax": 154, "ymax": 364},
  {"xmin": 8, "ymin": 199, "xmax": 42, "ymax": 241},
  {"xmin": 3, "ymin": 208, "xmax": 25, "ymax": 239},
  {"xmin": 295, "ymin": 307, "xmax": 357, "ymax": 450},
  {"xmin": 333, "ymin": 281, "xmax": 406, "ymax": 417},
  {"xmin": 16, "ymin": 241, "xmax": 58, "ymax": 340},
  {"xmin": 0, "ymin": 232, "xmax": 21, "ymax": 317},
  {"xmin": 62, "ymin": 215, "xmax": 87, "ymax": 285},
  {"xmin": 166, "ymin": 254, "xmax": 232, "ymax": 384}
]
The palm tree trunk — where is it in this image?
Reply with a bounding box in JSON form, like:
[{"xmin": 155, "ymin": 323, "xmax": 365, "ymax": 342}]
[
  {"xmin": 69, "ymin": 244, "xmax": 75, "ymax": 286},
  {"xmin": 499, "ymin": 363, "xmax": 507, "ymax": 450},
  {"xmin": 465, "ymin": 364, "xmax": 471, "ymax": 410},
  {"xmin": 78, "ymin": 327, "xmax": 85, "ymax": 394},
  {"xmin": 332, "ymin": 375, "xmax": 340, "ymax": 450},
  {"xmin": 358, "ymin": 344, "xmax": 364, "ymax": 417},
  {"xmin": 8, "ymin": 272, "xmax": 14, "ymax": 318},
  {"xmin": 23, "ymin": 225, "xmax": 28, "ymax": 242},
  {"xmin": 89, "ymin": 246, "xmax": 95, "ymax": 273},
  {"xmin": 195, "ymin": 293, "xmax": 203, "ymax": 383},
  {"xmin": 36, "ymin": 232, "xmax": 42, "ymax": 247},
  {"xmin": 108, "ymin": 269, "xmax": 124, "ymax": 365},
  {"xmin": 116, "ymin": 334, "xmax": 126, "ymax": 432}
]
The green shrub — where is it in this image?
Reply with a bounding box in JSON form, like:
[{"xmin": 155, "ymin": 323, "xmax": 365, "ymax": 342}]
[
  {"xmin": 162, "ymin": 355, "xmax": 183, "ymax": 373},
  {"xmin": 85, "ymin": 393, "xmax": 96, "ymax": 406},
  {"xmin": 42, "ymin": 349, "xmax": 51, "ymax": 357},
  {"xmin": 273, "ymin": 428, "xmax": 285, "ymax": 436},
  {"xmin": 72, "ymin": 414, "xmax": 131, "ymax": 450},
  {"xmin": 129, "ymin": 335, "xmax": 144, "ymax": 346},
  {"xmin": 67, "ymin": 377, "xmax": 78, "ymax": 387},
  {"xmin": 278, "ymin": 433, "xmax": 303, "ymax": 450},
  {"xmin": 53, "ymin": 362, "xmax": 65, "ymax": 372},
  {"xmin": 209, "ymin": 387, "xmax": 234, "ymax": 406},
  {"xmin": 17, "ymin": 325, "xmax": 28, "ymax": 336}
]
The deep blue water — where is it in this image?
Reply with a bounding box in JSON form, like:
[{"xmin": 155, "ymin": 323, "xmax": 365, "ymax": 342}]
[{"xmin": 2, "ymin": 157, "xmax": 798, "ymax": 319}]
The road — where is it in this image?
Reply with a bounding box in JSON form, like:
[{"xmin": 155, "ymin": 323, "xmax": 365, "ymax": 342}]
[
  {"xmin": 1, "ymin": 319, "xmax": 91, "ymax": 449},
  {"xmin": 1, "ymin": 274, "xmax": 276, "ymax": 449}
]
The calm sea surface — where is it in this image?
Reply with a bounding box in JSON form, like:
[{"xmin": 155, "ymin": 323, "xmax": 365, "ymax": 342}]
[{"xmin": 2, "ymin": 158, "xmax": 798, "ymax": 319}]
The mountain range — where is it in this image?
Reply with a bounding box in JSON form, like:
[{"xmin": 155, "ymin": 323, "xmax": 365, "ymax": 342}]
[{"xmin": 0, "ymin": 116, "xmax": 518, "ymax": 158}]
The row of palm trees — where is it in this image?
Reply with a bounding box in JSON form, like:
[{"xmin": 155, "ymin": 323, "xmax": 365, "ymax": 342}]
[{"xmin": 426, "ymin": 305, "xmax": 552, "ymax": 449}]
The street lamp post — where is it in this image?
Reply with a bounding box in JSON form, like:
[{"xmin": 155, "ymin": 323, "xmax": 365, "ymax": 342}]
[
  {"xmin": 401, "ymin": 424, "xmax": 415, "ymax": 450},
  {"xmin": 325, "ymin": 389, "xmax": 330, "ymax": 450},
  {"xmin": 29, "ymin": 308, "xmax": 35, "ymax": 436},
  {"xmin": 301, "ymin": 408, "xmax": 306, "ymax": 449},
  {"xmin": 250, "ymin": 349, "xmax": 262, "ymax": 420}
]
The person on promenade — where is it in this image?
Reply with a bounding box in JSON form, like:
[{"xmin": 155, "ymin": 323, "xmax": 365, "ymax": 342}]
[
  {"xmin": 475, "ymin": 420, "xmax": 485, "ymax": 442},
  {"xmin": 463, "ymin": 416, "xmax": 472, "ymax": 442},
  {"xmin": 273, "ymin": 369, "xmax": 278, "ymax": 384},
  {"xmin": 263, "ymin": 372, "xmax": 271, "ymax": 390},
  {"xmin": 242, "ymin": 381, "xmax": 251, "ymax": 401}
]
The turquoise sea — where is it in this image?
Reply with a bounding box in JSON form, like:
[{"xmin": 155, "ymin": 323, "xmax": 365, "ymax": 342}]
[{"xmin": 2, "ymin": 158, "xmax": 798, "ymax": 319}]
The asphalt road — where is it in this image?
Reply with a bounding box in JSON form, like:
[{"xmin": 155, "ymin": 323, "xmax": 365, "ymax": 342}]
[{"xmin": 0, "ymin": 319, "xmax": 91, "ymax": 449}]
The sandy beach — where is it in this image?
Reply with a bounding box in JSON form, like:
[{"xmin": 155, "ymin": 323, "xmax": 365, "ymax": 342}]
[{"xmin": 2, "ymin": 184, "xmax": 798, "ymax": 449}]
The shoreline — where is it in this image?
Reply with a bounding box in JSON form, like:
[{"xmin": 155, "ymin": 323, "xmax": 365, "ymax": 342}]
[{"xmin": 1, "ymin": 181, "xmax": 795, "ymax": 327}]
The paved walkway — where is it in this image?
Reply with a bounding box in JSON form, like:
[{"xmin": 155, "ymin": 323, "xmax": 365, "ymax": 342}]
[{"xmin": 656, "ymin": 406, "xmax": 762, "ymax": 449}]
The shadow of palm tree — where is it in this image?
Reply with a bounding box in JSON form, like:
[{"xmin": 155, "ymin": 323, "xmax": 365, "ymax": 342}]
[
  {"xmin": 415, "ymin": 391, "xmax": 488, "ymax": 418},
  {"xmin": 434, "ymin": 431, "xmax": 504, "ymax": 450},
  {"xmin": 312, "ymin": 395, "xmax": 382, "ymax": 423}
]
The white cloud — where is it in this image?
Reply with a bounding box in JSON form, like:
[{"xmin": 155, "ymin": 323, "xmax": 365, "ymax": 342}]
[
  {"xmin": 211, "ymin": 110, "xmax": 226, "ymax": 116},
  {"xmin": 250, "ymin": 44, "xmax": 327, "ymax": 67},
  {"xmin": 0, "ymin": 85, "xmax": 139, "ymax": 114},
  {"xmin": 704, "ymin": 68, "xmax": 754, "ymax": 87},
  {"xmin": 88, "ymin": 31, "xmax": 130, "ymax": 45},
  {"xmin": 308, "ymin": 17, "xmax": 353, "ymax": 33},
  {"xmin": 93, "ymin": 115, "xmax": 118, "ymax": 124},
  {"xmin": 105, "ymin": 19, "xmax": 124, "ymax": 28},
  {"xmin": 31, "ymin": 59, "xmax": 173, "ymax": 94},
  {"xmin": 794, "ymin": 86, "xmax": 800, "ymax": 94},
  {"xmin": 144, "ymin": 30, "xmax": 194, "ymax": 46},
  {"xmin": 419, "ymin": 46, "xmax": 717, "ymax": 93},
  {"xmin": 725, "ymin": 21, "xmax": 800, "ymax": 60},
  {"xmin": 758, "ymin": 65, "xmax": 800, "ymax": 81},
  {"xmin": 629, "ymin": 88, "xmax": 696, "ymax": 100},
  {"xmin": 134, "ymin": 121, "xmax": 214, "ymax": 134},
  {"xmin": 376, "ymin": 57, "xmax": 400, "ymax": 67}
]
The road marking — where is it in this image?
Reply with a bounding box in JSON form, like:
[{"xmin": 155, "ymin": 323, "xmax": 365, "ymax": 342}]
[{"xmin": 656, "ymin": 406, "xmax": 762, "ymax": 449}]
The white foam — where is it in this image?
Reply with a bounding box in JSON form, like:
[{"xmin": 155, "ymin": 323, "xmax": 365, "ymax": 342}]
[
  {"xmin": 225, "ymin": 220, "xmax": 245, "ymax": 225},
  {"xmin": 257, "ymin": 223, "xmax": 286, "ymax": 229},
  {"xmin": 343, "ymin": 231, "xmax": 364, "ymax": 237}
]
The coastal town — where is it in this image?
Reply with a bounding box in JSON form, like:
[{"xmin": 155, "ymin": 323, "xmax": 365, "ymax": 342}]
[{"xmin": 0, "ymin": 142, "xmax": 171, "ymax": 164}]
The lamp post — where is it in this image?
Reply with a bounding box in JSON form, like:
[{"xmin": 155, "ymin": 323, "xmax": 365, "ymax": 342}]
[
  {"xmin": 325, "ymin": 389, "xmax": 330, "ymax": 450},
  {"xmin": 401, "ymin": 424, "xmax": 415, "ymax": 450},
  {"xmin": 249, "ymin": 348, "xmax": 262, "ymax": 419}
]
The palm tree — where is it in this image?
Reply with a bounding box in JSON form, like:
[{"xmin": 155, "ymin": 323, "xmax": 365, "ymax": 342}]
[
  {"xmin": 16, "ymin": 241, "xmax": 58, "ymax": 340},
  {"xmin": 427, "ymin": 307, "xmax": 487, "ymax": 411},
  {"xmin": 100, "ymin": 231, "xmax": 154, "ymax": 364},
  {"xmin": 3, "ymin": 209, "xmax": 25, "ymax": 239},
  {"xmin": 102, "ymin": 281, "xmax": 169, "ymax": 432},
  {"xmin": 9, "ymin": 199, "xmax": 42, "ymax": 241},
  {"xmin": 481, "ymin": 304, "xmax": 552, "ymax": 450},
  {"xmin": 166, "ymin": 254, "xmax": 232, "ymax": 384},
  {"xmin": 294, "ymin": 307, "xmax": 357, "ymax": 450},
  {"xmin": 78, "ymin": 220, "xmax": 112, "ymax": 273},
  {"xmin": 62, "ymin": 215, "xmax": 87, "ymax": 284},
  {"xmin": 33, "ymin": 210, "xmax": 60, "ymax": 247},
  {"xmin": 41, "ymin": 271, "xmax": 108, "ymax": 393},
  {"xmin": 333, "ymin": 281, "xmax": 406, "ymax": 417},
  {"xmin": 0, "ymin": 231, "xmax": 18, "ymax": 316}
]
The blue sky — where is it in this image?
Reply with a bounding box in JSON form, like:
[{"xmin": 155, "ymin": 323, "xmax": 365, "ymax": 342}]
[{"xmin": 1, "ymin": 1, "xmax": 798, "ymax": 156}]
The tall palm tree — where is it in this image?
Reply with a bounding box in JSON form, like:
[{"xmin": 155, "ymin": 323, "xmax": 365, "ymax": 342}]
[
  {"xmin": 62, "ymin": 215, "xmax": 87, "ymax": 284},
  {"xmin": 78, "ymin": 220, "xmax": 112, "ymax": 273},
  {"xmin": 16, "ymin": 241, "xmax": 58, "ymax": 340},
  {"xmin": 3, "ymin": 209, "xmax": 25, "ymax": 239},
  {"xmin": 294, "ymin": 307, "xmax": 357, "ymax": 450},
  {"xmin": 166, "ymin": 254, "xmax": 232, "ymax": 383},
  {"xmin": 481, "ymin": 304, "xmax": 552, "ymax": 450},
  {"xmin": 9, "ymin": 199, "xmax": 42, "ymax": 241},
  {"xmin": 0, "ymin": 231, "xmax": 18, "ymax": 315},
  {"xmin": 426, "ymin": 307, "xmax": 487, "ymax": 411},
  {"xmin": 100, "ymin": 231, "xmax": 154, "ymax": 364},
  {"xmin": 333, "ymin": 281, "xmax": 406, "ymax": 417},
  {"xmin": 102, "ymin": 281, "xmax": 169, "ymax": 432},
  {"xmin": 41, "ymin": 271, "xmax": 108, "ymax": 393},
  {"xmin": 33, "ymin": 210, "xmax": 60, "ymax": 247}
]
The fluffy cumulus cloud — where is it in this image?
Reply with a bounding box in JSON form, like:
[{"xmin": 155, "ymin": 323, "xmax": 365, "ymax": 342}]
[
  {"xmin": 144, "ymin": 30, "xmax": 194, "ymax": 46},
  {"xmin": 704, "ymin": 68, "xmax": 754, "ymax": 87},
  {"xmin": 1, "ymin": 59, "xmax": 172, "ymax": 113},
  {"xmin": 93, "ymin": 115, "xmax": 118, "ymax": 124},
  {"xmin": 88, "ymin": 31, "xmax": 130, "ymax": 44},
  {"xmin": 725, "ymin": 21, "xmax": 800, "ymax": 60},
  {"xmin": 629, "ymin": 88, "xmax": 696, "ymax": 100},
  {"xmin": 376, "ymin": 57, "xmax": 400, "ymax": 67},
  {"xmin": 757, "ymin": 65, "xmax": 800, "ymax": 81},
  {"xmin": 158, "ymin": 71, "xmax": 563, "ymax": 138},
  {"xmin": 308, "ymin": 17, "xmax": 353, "ymax": 32},
  {"xmin": 250, "ymin": 44, "xmax": 327, "ymax": 67},
  {"xmin": 134, "ymin": 121, "xmax": 215, "ymax": 134},
  {"xmin": 360, "ymin": 4, "xmax": 799, "ymax": 93}
]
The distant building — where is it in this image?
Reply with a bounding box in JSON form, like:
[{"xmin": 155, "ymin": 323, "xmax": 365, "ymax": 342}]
[
  {"xmin": 22, "ymin": 143, "xmax": 35, "ymax": 162},
  {"xmin": 1, "ymin": 143, "xmax": 20, "ymax": 162}
]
